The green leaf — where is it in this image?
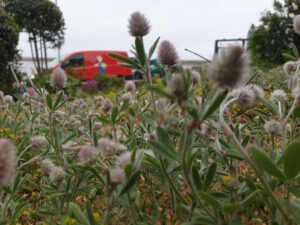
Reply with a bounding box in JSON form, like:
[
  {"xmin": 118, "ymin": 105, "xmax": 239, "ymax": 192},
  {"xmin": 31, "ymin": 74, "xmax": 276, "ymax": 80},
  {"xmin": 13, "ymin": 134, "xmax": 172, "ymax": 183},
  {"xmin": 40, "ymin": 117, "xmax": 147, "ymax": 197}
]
[
  {"xmin": 241, "ymin": 190, "xmax": 260, "ymax": 206},
  {"xmin": 148, "ymin": 140, "xmax": 177, "ymax": 161},
  {"xmin": 192, "ymin": 165, "xmax": 202, "ymax": 191},
  {"xmin": 294, "ymin": 106, "xmax": 300, "ymax": 118},
  {"xmin": 108, "ymin": 53, "xmax": 141, "ymax": 70},
  {"xmin": 46, "ymin": 94, "xmax": 53, "ymax": 110},
  {"xmin": 199, "ymin": 192, "xmax": 222, "ymax": 210},
  {"xmin": 120, "ymin": 171, "xmax": 141, "ymax": 196},
  {"xmin": 251, "ymin": 147, "xmax": 285, "ymax": 180},
  {"xmin": 146, "ymin": 85, "xmax": 174, "ymax": 100},
  {"xmin": 156, "ymin": 126, "xmax": 175, "ymax": 150},
  {"xmin": 283, "ymin": 141, "xmax": 300, "ymax": 179},
  {"xmin": 53, "ymin": 90, "xmax": 64, "ymax": 110},
  {"xmin": 291, "ymin": 43, "xmax": 300, "ymax": 58},
  {"xmin": 111, "ymin": 106, "xmax": 118, "ymax": 124},
  {"xmin": 70, "ymin": 203, "xmax": 89, "ymax": 225},
  {"xmin": 204, "ymin": 162, "xmax": 217, "ymax": 191},
  {"xmin": 202, "ymin": 90, "xmax": 228, "ymax": 121},
  {"xmin": 148, "ymin": 37, "xmax": 160, "ymax": 58},
  {"xmin": 85, "ymin": 200, "xmax": 96, "ymax": 225},
  {"xmin": 135, "ymin": 37, "xmax": 146, "ymax": 66},
  {"xmin": 12, "ymin": 172, "xmax": 21, "ymax": 193}
]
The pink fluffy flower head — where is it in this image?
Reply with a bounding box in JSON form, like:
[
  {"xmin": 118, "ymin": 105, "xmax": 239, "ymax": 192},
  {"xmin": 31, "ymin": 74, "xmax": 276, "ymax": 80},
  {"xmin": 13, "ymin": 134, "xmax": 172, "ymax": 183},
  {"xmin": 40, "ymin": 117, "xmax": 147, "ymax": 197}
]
[
  {"xmin": 50, "ymin": 68, "xmax": 67, "ymax": 89},
  {"xmin": 158, "ymin": 40, "xmax": 179, "ymax": 66},
  {"xmin": 0, "ymin": 139, "xmax": 16, "ymax": 186},
  {"xmin": 207, "ymin": 45, "xmax": 250, "ymax": 89},
  {"xmin": 293, "ymin": 15, "xmax": 300, "ymax": 35},
  {"xmin": 128, "ymin": 11, "xmax": 151, "ymax": 37}
]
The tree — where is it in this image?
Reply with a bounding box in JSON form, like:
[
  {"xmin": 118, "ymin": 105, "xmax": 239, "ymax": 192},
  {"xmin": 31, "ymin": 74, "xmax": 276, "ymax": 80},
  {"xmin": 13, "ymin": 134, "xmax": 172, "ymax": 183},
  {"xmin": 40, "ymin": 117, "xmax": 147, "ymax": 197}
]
[
  {"xmin": 248, "ymin": 0, "xmax": 300, "ymax": 69},
  {"xmin": 3, "ymin": 0, "xmax": 65, "ymax": 73},
  {"xmin": 0, "ymin": 6, "xmax": 19, "ymax": 92}
]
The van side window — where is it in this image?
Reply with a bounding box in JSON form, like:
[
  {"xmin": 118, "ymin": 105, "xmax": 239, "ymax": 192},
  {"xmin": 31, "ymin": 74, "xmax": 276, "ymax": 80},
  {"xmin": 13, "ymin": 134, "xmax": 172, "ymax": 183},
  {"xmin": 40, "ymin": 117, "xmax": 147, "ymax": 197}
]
[{"xmin": 62, "ymin": 53, "xmax": 84, "ymax": 68}]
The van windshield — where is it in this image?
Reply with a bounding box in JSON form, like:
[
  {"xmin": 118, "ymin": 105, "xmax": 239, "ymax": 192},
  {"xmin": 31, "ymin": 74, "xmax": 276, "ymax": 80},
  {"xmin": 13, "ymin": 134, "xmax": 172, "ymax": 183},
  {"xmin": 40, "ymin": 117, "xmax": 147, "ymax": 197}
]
[{"xmin": 48, "ymin": 53, "xmax": 69, "ymax": 68}]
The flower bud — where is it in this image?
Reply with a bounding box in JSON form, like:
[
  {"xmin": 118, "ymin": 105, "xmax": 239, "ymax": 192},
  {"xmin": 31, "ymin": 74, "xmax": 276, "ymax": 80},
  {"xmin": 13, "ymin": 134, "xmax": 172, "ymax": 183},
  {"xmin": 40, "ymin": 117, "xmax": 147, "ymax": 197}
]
[
  {"xmin": 109, "ymin": 167, "xmax": 125, "ymax": 184},
  {"xmin": 0, "ymin": 139, "xmax": 16, "ymax": 186},
  {"xmin": 128, "ymin": 11, "xmax": 150, "ymax": 37},
  {"xmin": 264, "ymin": 120, "xmax": 281, "ymax": 136},
  {"xmin": 158, "ymin": 40, "xmax": 178, "ymax": 66},
  {"xmin": 293, "ymin": 15, "xmax": 300, "ymax": 35},
  {"xmin": 50, "ymin": 68, "xmax": 67, "ymax": 89},
  {"xmin": 31, "ymin": 136, "xmax": 49, "ymax": 149},
  {"xmin": 207, "ymin": 45, "xmax": 250, "ymax": 89}
]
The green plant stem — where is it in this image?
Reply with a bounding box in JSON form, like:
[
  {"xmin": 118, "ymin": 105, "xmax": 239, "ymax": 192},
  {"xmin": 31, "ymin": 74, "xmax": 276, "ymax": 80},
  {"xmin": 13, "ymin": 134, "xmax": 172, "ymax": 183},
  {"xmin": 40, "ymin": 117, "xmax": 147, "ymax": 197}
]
[
  {"xmin": 127, "ymin": 191, "xmax": 138, "ymax": 225},
  {"xmin": 158, "ymin": 156, "xmax": 186, "ymax": 204},
  {"xmin": 220, "ymin": 100, "xmax": 291, "ymax": 224}
]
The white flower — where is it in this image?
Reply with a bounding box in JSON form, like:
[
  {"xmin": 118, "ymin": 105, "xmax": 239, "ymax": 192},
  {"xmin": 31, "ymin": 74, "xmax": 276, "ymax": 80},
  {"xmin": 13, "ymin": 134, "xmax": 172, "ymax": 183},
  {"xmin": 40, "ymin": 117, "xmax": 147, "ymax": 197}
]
[
  {"xmin": 270, "ymin": 90, "xmax": 287, "ymax": 103},
  {"xmin": 109, "ymin": 167, "xmax": 125, "ymax": 184},
  {"xmin": 230, "ymin": 86, "xmax": 256, "ymax": 108},
  {"xmin": 78, "ymin": 146, "xmax": 99, "ymax": 164},
  {"xmin": 31, "ymin": 136, "xmax": 48, "ymax": 149},
  {"xmin": 249, "ymin": 84, "xmax": 265, "ymax": 99},
  {"xmin": 264, "ymin": 120, "xmax": 281, "ymax": 136},
  {"xmin": 97, "ymin": 138, "xmax": 116, "ymax": 158},
  {"xmin": 49, "ymin": 166, "xmax": 66, "ymax": 182},
  {"xmin": 124, "ymin": 81, "xmax": 136, "ymax": 92},
  {"xmin": 118, "ymin": 152, "xmax": 132, "ymax": 167}
]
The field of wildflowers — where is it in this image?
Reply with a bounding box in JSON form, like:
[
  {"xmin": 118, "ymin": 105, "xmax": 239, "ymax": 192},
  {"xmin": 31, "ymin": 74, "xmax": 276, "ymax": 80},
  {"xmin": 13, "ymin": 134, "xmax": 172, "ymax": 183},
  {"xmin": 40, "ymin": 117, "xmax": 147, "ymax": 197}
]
[{"xmin": 1, "ymin": 12, "xmax": 300, "ymax": 225}]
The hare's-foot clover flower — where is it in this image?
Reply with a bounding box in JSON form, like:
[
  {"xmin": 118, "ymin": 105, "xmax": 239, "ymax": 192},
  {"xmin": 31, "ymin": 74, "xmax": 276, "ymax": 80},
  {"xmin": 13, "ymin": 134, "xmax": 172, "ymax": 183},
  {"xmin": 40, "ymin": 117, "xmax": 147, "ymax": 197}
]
[
  {"xmin": 293, "ymin": 15, "xmax": 300, "ymax": 35},
  {"xmin": 270, "ymin": 89, "xmax": 287, "ymax": 104},
  {"xmin": 264, "ymin": 120, "xmax": 281, "ymax": 136},
  {"xmin": 128, "ymin": 11, "xmax": 150, "ymax": 37},
  {"xmin": 78, "ymin": 146, "xmax": 99, "ymax": 164},
  {"xmin": 31, "ymin": 136, "xmax": 48, "ymax": 149},
  {"xmin": 124, "ymin": 81, "xmax": 136, "ymax": 92},
  {"xmin": 109, "ymin": 167, "xmax": 125, "ymax": 185},
  {"xmin": 158, "ymin": 40, "xmax": 179, "ymax": 66},
  {"xmin": 50, "ymin": 68, "xmax": 67, "ymax": 89},
  {"xmin": 207, "ymin": 45, "xmax": 250, "ymax": 89},
  {"xmin": 0, "ymin": 139, "xmax": 16, "ymax": 186}
]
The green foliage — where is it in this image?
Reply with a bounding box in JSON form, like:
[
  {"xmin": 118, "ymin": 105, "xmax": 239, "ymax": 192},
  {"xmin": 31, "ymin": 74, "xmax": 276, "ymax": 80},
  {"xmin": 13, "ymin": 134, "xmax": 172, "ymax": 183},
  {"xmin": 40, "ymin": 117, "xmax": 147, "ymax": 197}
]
[
  {"xmin": 95, "ymin": 74, "xmax": 124, "ymax": 93},
  {"xmin": 248, "ymin": 0, "xmax": 300, "ymax": 69},
  {"xmin": 0, "ymin": 6, "xmax": 19, "ymax": 93}
]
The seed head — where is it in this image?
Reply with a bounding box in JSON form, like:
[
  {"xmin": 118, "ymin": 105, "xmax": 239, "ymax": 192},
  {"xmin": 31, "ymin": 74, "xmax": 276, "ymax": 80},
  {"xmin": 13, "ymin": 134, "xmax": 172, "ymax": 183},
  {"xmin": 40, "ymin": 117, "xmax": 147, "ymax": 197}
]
[
  {"xmin": 101, "ymin": 99, "xmax": 113, "ymax": 113},
  {"xmin": 40, "ymin": 159, "xmax": 55, "ymax": 175},
  {"xmin": 78, "ymin": 146, "xmax": 99, "ymax": 164},
  {"xmin": 191, "ymin": 71, "xmax": 201, "ymax": 86},
  {"xmin": 94, "ymin": 122, "xmax": 102, "ymax": 130},
  {"xmin": 170, "ymin": 73, "xmax": 188, "ymax": 104},
  {"xmin": 121, "ymin": 93, "xmax": 132, "ymax": 103},
  {"xmin": 158, "ymin": 40, "xmax": 179, "ymax": 66},
  {"xmin": 231, "ymin": 86, "xmax": 256, "ymax": 108},
  {"xmin": 3, "ymin": 95, "xmax": 14, "ymax": 105},
  {"xmin": 249, "ymin": 84, "xmax": 265, "ymax": 99},
  {"xmin": 264, "ymin": 120, "xmax": 281, "ymax": 136},
  {"xmin": 109, "ymin": 167, "xmax": 125, "ymax": 184},
  {"xmin": 0, "ymin": 139, "xmax": 16, "ymax": 186},
  {"xmin": 270, "ymin": 89, "xmax": 287, "ymax": 104},
  {"xmin": 49, "ymin": 166, "xmax": 66, "ymax": 182},
  {"xmin": 128, "ymin": 11, "xmax": 150, "ymax": 37},
  {"xmin": 118, "ymin": 152, "xmax": 132, "ymax": 167},
  {"xmin": 124, "ymin": 81, "xmax": 136, "ymax": 92},
  {"xmin": 283, "ymin": 61, "xmax": 297, "ymax": 75},
  {"xmin": 293, "ymin": 15, "xmax": 300, "ymax": 35},
  {"xmin": 31, "ymin": 136, "xmax": 48, "ymax": 149},
  {"xmin": 207, "ymin": 45, "xmax": 250, "ymax": 89},
  {"xmin": 50, "ymin": 68, "xmax": 67, "ymax": 89},
  {"xmin": 97, "ymin": 138, "xmax": 116, "ymax": 158}
]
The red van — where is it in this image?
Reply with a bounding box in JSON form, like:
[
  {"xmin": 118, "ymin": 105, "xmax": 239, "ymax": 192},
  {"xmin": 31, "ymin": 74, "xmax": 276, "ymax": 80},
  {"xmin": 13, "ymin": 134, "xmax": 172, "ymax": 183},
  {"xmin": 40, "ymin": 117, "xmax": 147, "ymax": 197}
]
[{"xmin": 49, "ymin": 50, "xmax": 132, "ymax": 80}]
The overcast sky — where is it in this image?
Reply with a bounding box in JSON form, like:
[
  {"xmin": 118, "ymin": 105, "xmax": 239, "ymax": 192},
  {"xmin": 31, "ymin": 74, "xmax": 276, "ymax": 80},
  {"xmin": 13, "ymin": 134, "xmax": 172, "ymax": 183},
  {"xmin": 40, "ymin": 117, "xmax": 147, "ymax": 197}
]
[{"xmin": 18, "ymin": 0, "xmax": 274, "ymax": 61}]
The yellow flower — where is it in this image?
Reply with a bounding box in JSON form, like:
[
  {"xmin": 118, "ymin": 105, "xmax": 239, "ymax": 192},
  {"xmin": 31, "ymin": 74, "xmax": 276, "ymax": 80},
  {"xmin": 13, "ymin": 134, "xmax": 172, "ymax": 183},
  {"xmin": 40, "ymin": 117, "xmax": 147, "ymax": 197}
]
[
  {"xmin": 22, "ymin": 210, "xmax": 30, "ymax": 217},
  {"xmin": 223, "ymin": 176, "xmax": 232, "ymax": 185},
  {"xmin": 64, "ymin": 217, "xmax": 76, "ymax": 225},
  {"xmin": 93, "ymin": 212, "xmax": 101, "ymax": 222},
  {"xmin": 194, "ymin": 87, "xmax": 202, "ymax": 97}
]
